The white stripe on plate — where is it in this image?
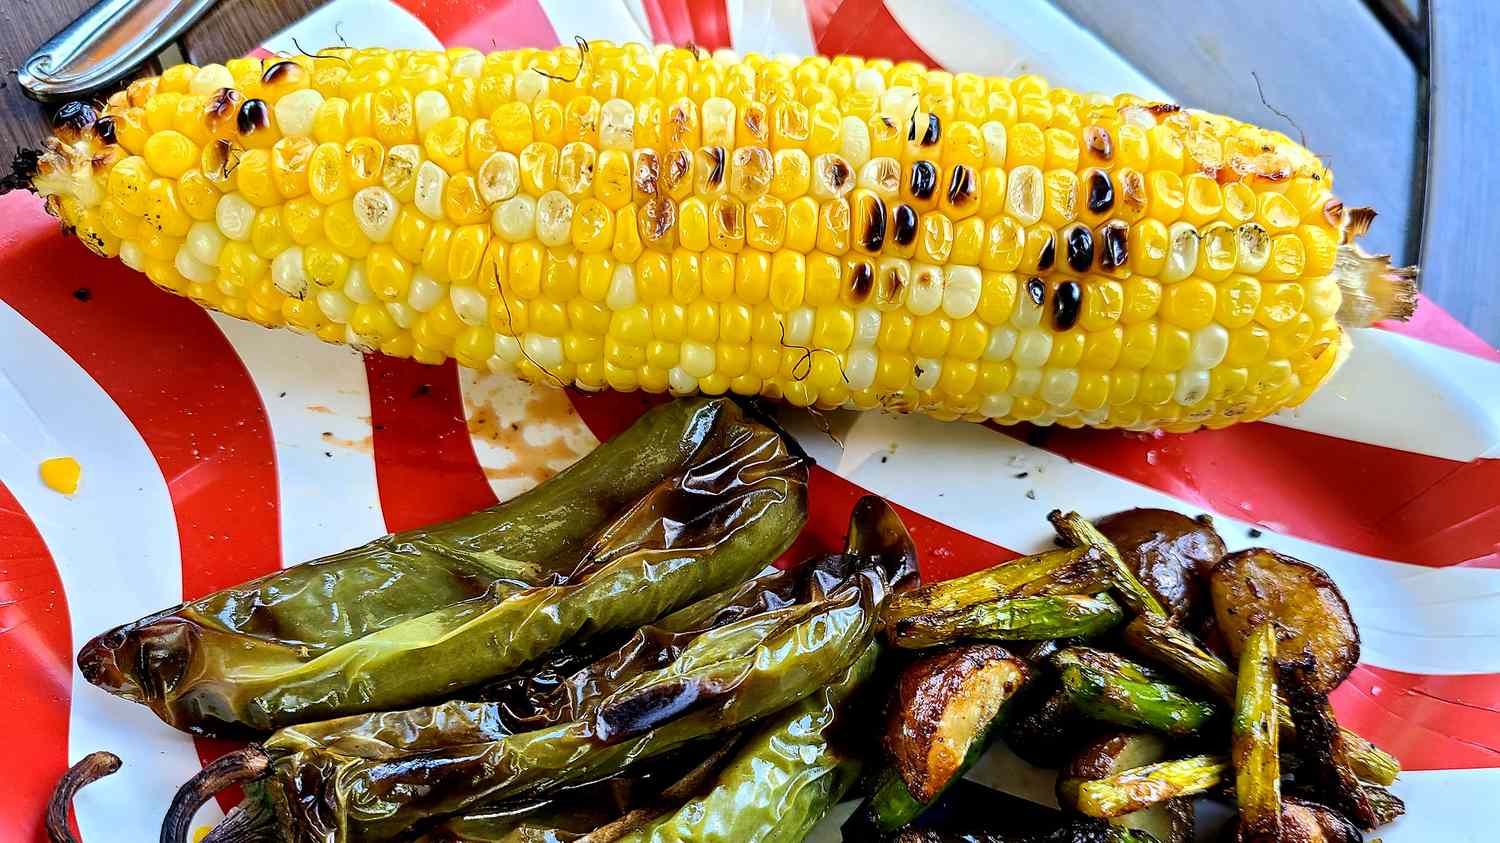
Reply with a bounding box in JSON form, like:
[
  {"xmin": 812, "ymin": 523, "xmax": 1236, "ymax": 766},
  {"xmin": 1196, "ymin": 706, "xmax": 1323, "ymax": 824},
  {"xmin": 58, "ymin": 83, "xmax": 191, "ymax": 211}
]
[
  {"xmin": 210, "ymin": 317, "xmax": 386, "ymax": 563},
  {"xmin": 539, "ymin": 0, "xmax": 652, "ymax": 43},
  {"xmin": 782, "ymin": 409, "xmax": 1500, "ymax": 675},
  {"xmin": 728, "ymin": 0, "xmax": 817, "ymax": 56},
  {"xmin": 1272, "ymin": 327, "xmax": 1500, "ymax": 462},
  {"xmin": 0, "ymin": 302, "xmax": 220, "ymax": 840},
  {"xmin": 884, "ymin": 0, "xmax": 1170, "ymax": 98},
  {"xmin": 261, "ymin": 0, "xmax": 443, "ymax": 53},
  {"xmin": 457, "ymin": 371, "xmax": 598, "ymax": 503}
]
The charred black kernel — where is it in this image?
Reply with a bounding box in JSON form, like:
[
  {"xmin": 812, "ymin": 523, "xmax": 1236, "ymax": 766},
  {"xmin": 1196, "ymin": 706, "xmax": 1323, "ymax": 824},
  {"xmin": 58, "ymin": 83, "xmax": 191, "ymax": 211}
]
[
  {"xmin": 1086, "ymin": 170, "xmax": 1115, "ymax": 214},
  {"xmin": 1065, "ymin": 224, "xmax": 1094, "ymax": 272},
  {"xmin": 51, "ymin": 101, "xmax": 97, "ymax": 133},
  {"xmin": 826, "ymin": 156, "xmax": 853, "ymax": 192},
  {"xmin": 236, "ymin": 99, "xmax": 272, "ymax": 134},
  {"xmin": 205, "ymin": 87, "xmax": 243, "ymax": 122},
  {"xmin": 93, "ymin": 116, "xmax": 117, "ymax": 145},
  {"xmin": 1084, "ymin": 126, "xmax": 1113, "ymax": 162},
  {"xmin": 892, "ymin": 203, "xmax": 918, "ymax": 246},
  {"xmin": 849, "ymin": 261, "xmax": 875, "ymax": 303},
  {"xmin": 1026, "ymin": 276, "xmax": 1046, "ymax": 307},
  {"xmin": 707, "ymin": 147, "xmax": 725, "ymax": 186},
  {"xmin": 261, "ymin": 60, "xmax": 301, "ymax": 85},
  {"xmin": 909, "ymin": 161, "xmax": 938, "ymax": 200},
  {"xmin": 1037, "ymin": 232, "xmax": 1056, "ymax": 271},
  {"xmin": 1052, "ymin": 280, "xmax": 1083, "ymax": 331},
  {"xmin": 861, "ymin": 195, "xmax": 887, "ymax": 252},
  {"xmin": 1098, "ymin": 221, "xmax": 1129, "ymax": 271},
  {"xmin": 945, "ymin": 165, "xmax": 976, "ymax": 207},
  {"xmin": 908, "ymin": 112, "xmax": 941, "ymax": 146}
]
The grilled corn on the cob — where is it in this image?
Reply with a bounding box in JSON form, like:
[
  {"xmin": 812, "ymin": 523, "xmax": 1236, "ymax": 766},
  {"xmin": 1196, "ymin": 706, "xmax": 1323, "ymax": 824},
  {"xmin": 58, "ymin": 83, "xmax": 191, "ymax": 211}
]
[{"xmin": 18, "ymin": 42, "xmax": 1416, "ymax": 431}]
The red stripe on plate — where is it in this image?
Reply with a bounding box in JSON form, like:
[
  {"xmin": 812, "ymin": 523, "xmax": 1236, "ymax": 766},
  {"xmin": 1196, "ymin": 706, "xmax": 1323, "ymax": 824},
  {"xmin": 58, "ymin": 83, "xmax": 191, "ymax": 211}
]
[
  {"xmin": 392, "ymin": 0, "xmax": 558, "ymax": 50},
  {"xmin": 0, "ymin": 482, "xmax": 74, "ymax": 842},
  {"xmin": 1381, "ymin": 294, "xmax": 1500, "ymax": 365},
  {"xmin": 805, "ymin": 0, "xmax": 941, "ymax": 66},
  {"xmin": 638, "ymin": 0, "xmax": 695, "ymax": 46},
  {"xmin": 1336, "ymin": 664, "xmax": 1500, "ymax": 771},
  {"xmin": 0, "ymin": 195, "xmax": 282, "ymax": 807},
  {"xmin": 366, "ymin": 357, "xmax": 498, "ymax": 532},
  {"xmin": 1004, "ymin": 423, "xmax": 1500, "ymax": 568}
]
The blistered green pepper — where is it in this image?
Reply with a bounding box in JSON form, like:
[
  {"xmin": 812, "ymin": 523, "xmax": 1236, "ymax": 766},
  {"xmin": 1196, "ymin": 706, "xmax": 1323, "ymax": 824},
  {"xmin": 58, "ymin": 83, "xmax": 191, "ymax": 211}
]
[
  {"xmin": 79, "ymin": 398, "xmax": 762, "ymax": 736},
  {"xmin": 167, "ymin": 563, "xmax": 888, "ymax": 843}
]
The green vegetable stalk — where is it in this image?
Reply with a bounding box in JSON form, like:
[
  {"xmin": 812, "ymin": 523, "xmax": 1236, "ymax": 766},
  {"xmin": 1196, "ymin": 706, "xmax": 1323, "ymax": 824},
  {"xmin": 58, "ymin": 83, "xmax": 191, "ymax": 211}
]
[
  {"xmin": 1047, "ymin": 511, "xmax": 1167, "ymax": 618},
  {"xmin": 79, "ymin": 397, "xmax": 766, "ymax": 736},
  {"xmin": 167, "ymin": 564, "xmax": 890, "ymax": 843},
  {"xmin": 884, "ymin": 545, "xmax": 1109, "ymax": 626},
  {"xmin": 1054, "ymin": 648, "xmax": 1218, "ymax": 736},
  {"xmin": 1074, "ymin": 755, "xmax": 1230, "ymax": 818},
  {"xmin": 1121, "ymin": 613, "xmax": 1399, "ymax": 785},
  {"xmin": 888, "ymin": 594, "xmax": 1124, "ymax": 650},
  {"xmin": 1232, "ymin": 624, "xmax": 1280, "ymax": 842}
]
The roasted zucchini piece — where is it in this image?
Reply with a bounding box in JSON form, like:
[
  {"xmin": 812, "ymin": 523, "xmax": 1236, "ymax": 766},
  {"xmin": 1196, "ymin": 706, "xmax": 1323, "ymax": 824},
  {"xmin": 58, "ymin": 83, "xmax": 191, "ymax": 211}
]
[
  {"xmin": 1210, "ymin": 550, "xmax": 1359, "ymax": 694},
  {"xmin": 1054, "ymin": 648, "xmax": 1219, "ymax": 736},
  {"xmin": 1232, "ymin": 624, "xmax": 1280, "ymax": 843},
  {"xmin": 1094, "ymin": 508, "xmax": 1225, "ymax": 622}
]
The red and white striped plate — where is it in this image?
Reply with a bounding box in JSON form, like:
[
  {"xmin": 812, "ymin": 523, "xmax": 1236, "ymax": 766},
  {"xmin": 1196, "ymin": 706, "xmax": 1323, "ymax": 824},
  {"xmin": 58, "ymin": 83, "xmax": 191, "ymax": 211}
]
[{"xmin": 2, "ymin": 1, "xmax": 1496, "ymax": 840}]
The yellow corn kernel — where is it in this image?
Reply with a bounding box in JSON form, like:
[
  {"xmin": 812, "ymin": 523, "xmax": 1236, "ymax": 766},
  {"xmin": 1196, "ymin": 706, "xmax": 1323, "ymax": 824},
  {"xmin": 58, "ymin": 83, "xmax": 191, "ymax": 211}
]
[
  {"xmin": 176, "ymin": 170, "xmax": 220, "ymax": 221},
  {"xmin": 1263, "ymin": 233, "xmax": 1306, "ymax": 281},
  {"xmin": 1127, "ymin": 218, "xmax": 1169, "ymax": 277},
  {"xmin": 816, "ymin": 198, "xmax": 851, "ymax": 254},
  {"xmin": 1298, "ymin": 224, "xmax": 1337, "ymax": 277},
  {"xmin": 144, "ymin": 130, "xmax": 196, "ymax": 178},
  {"xmin": 1181, "ymin": 174, "xmax": 1222, "ymax": 226}
]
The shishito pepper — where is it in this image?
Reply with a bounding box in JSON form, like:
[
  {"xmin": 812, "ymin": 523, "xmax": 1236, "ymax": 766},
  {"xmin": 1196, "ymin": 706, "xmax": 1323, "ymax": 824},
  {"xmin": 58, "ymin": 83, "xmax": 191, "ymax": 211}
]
[
  {"xmin": 79, "ymin": 397, "xmax": 807, "ymax": 735},
  {"xmin": 165, "ymin": 562, "xmax": 890, "ymax": 843}
]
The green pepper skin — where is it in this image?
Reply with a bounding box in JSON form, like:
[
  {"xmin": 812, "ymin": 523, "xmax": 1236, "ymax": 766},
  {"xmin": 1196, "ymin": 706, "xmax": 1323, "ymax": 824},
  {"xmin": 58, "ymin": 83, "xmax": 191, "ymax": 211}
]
[
  {"xmin": 1054, "ymin": 648, "xmax": 1218, "ymax": 737},
  {"xmin": 889, "ymin": 594, "xmax": 1124, "ymax": 650},
  {"xmin": 78, "ymin": 398, "xmax": 749, "ymax": 736},
  {"xmin": 613, "ymin": 643, "xmax": 878, "ymax": 843},
  {"xmin": 253, "ymin": 566, "xmax": 886, "ymax": 842}
]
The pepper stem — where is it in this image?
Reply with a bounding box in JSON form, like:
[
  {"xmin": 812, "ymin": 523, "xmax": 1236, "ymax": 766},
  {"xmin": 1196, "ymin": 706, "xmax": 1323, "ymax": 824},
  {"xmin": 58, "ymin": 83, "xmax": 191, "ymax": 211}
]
[
  {"xmin": 160, "ymin": 746, "xmax": 270, "ymax": 843},
  {"xmin": 46, "ymin": 751, "xmax": 122, "ymax": 843}
]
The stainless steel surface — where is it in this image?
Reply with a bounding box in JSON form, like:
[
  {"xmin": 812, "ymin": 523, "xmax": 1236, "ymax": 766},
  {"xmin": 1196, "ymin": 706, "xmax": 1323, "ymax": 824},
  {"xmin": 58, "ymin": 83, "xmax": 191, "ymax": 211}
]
[{"xmin": 18, "ymin": 0, "xmax": 218, "ymax": 101}]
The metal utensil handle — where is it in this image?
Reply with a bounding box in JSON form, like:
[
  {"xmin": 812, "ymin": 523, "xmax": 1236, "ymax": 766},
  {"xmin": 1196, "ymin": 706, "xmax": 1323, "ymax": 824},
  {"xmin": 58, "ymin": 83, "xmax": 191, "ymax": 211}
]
[{"xmin": 18, "ymin": 0, "xmax": 220, "ymax": 102}]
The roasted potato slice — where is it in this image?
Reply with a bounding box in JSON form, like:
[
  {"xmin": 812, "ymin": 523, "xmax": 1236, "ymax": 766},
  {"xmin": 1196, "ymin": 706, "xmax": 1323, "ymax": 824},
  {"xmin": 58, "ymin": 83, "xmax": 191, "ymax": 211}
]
[
  {"xmin": 1210, "ymin": 550, "xmax": 1359, "ymax": 695},
  {"xmin": 1218, "ymin": 797, "xmax": 1363, "ymax": 843},
  {"xmin": 1004, "ymin": 682, "xmax": 1095, "ymax": 769},
  {"xmin": 886, "ymin": 644, "xmax": 1032, "ymax": 803},
  {"xmin": 1096, "ymin": 508, "xmax": 1225, "ymax": 622},
  {"xmin": 1280, "ymin": 658, "xmax": 1378, "ymax": 830}
]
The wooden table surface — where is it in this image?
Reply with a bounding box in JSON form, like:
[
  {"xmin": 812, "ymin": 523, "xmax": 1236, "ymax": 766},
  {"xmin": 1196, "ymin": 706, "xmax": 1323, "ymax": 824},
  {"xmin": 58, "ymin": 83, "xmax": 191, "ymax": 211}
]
[{"xmin": 0, "ymin": 0, "xmax": 1492, "ymax": 344}]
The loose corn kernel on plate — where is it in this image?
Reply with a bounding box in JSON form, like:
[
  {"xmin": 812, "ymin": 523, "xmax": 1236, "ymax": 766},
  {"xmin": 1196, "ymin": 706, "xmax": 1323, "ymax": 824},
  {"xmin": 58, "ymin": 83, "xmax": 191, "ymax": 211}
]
[{"xmin": 1, "ymin": 1, "xmax": 1496, "ymax": 843}]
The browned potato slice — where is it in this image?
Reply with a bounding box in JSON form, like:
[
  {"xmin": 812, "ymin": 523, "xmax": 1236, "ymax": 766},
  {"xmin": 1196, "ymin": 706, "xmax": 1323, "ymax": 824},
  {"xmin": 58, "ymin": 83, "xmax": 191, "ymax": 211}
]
[
  {"xmin": 1096, "ymin": 508, "xmax": 1225, "ymax": 621},
  {"xmin": 1210, "ymin": 550, "xmax": 1359, "ymax": 694},
  {"xmin": 886, "ymin": 644, "xmax": 1031, "ymax": 804},
  {"xmin": 1218, "ymin": 797, "xmax": 1363, "ymax": 843}
]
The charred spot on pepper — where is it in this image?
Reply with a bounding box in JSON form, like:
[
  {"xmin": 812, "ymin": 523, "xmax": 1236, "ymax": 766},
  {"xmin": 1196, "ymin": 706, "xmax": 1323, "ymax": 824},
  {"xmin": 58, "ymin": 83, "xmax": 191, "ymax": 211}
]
[
  {"xmin": 1026, "ymin": 276, "xmax": 1046, "ymax": 307},
  {"xmin": 1037, "ymin": 231, "xmax": 1056, "ymax": 271},
  {"xmin": 1064, "ymin": 223, "xmax": 1094, "ymax": 272},
  {"xmin": 945, "ymin": 165, "xmax": 976, "ymax": 208},
  {"xmin": 908, "ymin": 112, "xmax": 941, "ymax": 146},
  {"xmin": 236, "ymin": 99, "xmax": 272, "ymax": 135},
  {"xmin": 1084, "ymin": 126, "xmax": 1113, "ymax": 162},
  {"xmin": 1086, "ymin": 169, "xmax": 1115, "ymax": 214},
  {"xmin": 848, "ymin": 260, "xmax": 875, "ymax": 303},
  {"xmin": 1052, "ymin": 280, "xmax": 1083, "ymax": 331},
  {"xmin": 1097, "ymin": 221, "xmax": 1129, "ymax": 271},
  {"xmin": 909, "ymin": 160, "xmax": 938, "ymax": 200},
  {"xmin": 892, "ymin": 203, "xmax": 918, "ymax": 246},
  {"xmin": 260, "ymin": 60, "xmax": 304, "ymax": 85},
  {"xmin": 860, "ymin": 194, "xmax": 888, "ymax": 252}
]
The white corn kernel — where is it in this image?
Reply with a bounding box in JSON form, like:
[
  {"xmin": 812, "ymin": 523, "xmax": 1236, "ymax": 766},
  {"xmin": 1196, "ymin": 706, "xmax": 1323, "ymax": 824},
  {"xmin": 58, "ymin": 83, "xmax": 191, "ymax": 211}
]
[
  {"xmin": 913, "ymin": 358, "xmax": 941, "ymax": 391},
  {"xmin": 317, "ymin": 290, "xmax": 354, "ymax": 323},
  {"xmin": 189, "ymin": 64, "xmax": 235, "ymax": 95},
  {"xmin": 414, "ymin": 90, "xmax": 452, "ymax": 136},
  {"xmin": 1010, "ymin": 284, "xmax": 1044, "ymax": 329},
  {"xmin": 981, "ymin": 122, "xmax": 1007, "ymax": 167},
  {"xmin": 1041, "ymin": 368, "xmax": 1079, "ymax": 405},
  {"xmin": 858, "ymin": 158, "xmax": 901, "ymax": 199},
  {"xmin": 1189, "ymin": 324, "xmax": 1230, "ymax": 369},
  {"xmin": 536, "ymin": 191, "xmax": 574, "ymax": 247},
  {"xmin": 701, "ymin": 98, "xmax": 736, "ymax": 147},
  {"xmin": 840, "ymin": 117, "xmax": 871, "ymax": 167},
  {"xmin": 174, "ymin": 247, "xmax": 214, "ymax": 283},
  {"xmin": 600, "ymin": 99, "xmax": 636, "ymax": 150},
  {"xmin": 853, "ymin": 307, "xmax": 881, "ymax": 348},
  {"xmin": 1175, "ymin": 369, "xmax": 1211, "ymax": 405},
  {"xmin": 1162, "ymin": 221, "xmax": 1200, "ymax": 283},
  {"xmin": 494, "ymin": 333, "xmax": 523, "ymax": 363},
  {"xmin": 413, "ymin": 161, "xmax": 448, "ymax": 220},
  {"xmin": 1005, "ymin": 165, "xmax": 1044, "ymax": 226},
  {"xmin": 406, "ymin": 271, "xmax": 444, "ymax": 312},
  {"xmin": 854, "ymin": 68, "xmax": 886, "ymax": 96},
  {"xmin": 942, "ymin": 266, "xmax": 982, "ymax": 319},
  {"xmin": 452, "ymin": 51, "xmax": 484, "ymax": 79},
  {"xmin": 353, "ymin": 186, "xmax": 399, "ymax": 242},
  {"xmin": 845, "ymin": 349, "xmax": 877, "ymax": 390},
  {"xmin": 668, "ymin": 366, "xmax": 698, "ymax": 394},
  {"xmin": 451, "ymin": 286, "xmax": 488, "ymax": 326},
  {"xmin": 386, "ymin": 301, "xmax": 414, "ymax": 328},
  {"xmin": 1235, "ymin": 223, "xmax": 1270, "ymax": 274},
  {"xmin": 980, "ymin": 392, "xmax": 1013, "ymax": 418},
  {"xmin": 383, "ymin": 144, "xmax": 423, "ymax": 202},
  {"xmin": 523, "ymin": 333, "xmax": 564, "ymax": 369},
  {"xmin": 477, "ymin": 151, "xmax": 521, "ymax": 204},
  {"xmin": 1013, "ymin": 329, "xmax": 1053, "ymax": 368},
  {"xmin": 907, "ymin": 264, "xmax": 943, "ymax": 316},
  {"xmin": 785, "ymin": 307, "xmax": 815, "ymax": 346},
  {"xmin": 681, "ymin": 341, "xmax": 716, "ymax": 378},
  {"xmin": 810, "ymin": 154, "xmax": 855, "ymax": 200},
  {"xmin": 186, "ymin": 221, "xmax": 225, "ymax": 265},
  {"xmin": 1009, "ymin": 367, "xmax": 1042, "ymax": 396},
  {"xmin": 119, "ymin": 240, "xmax": 145, "ymax": 271},
  {"xmin": 215, "ymin": 192, "xmax": 255, "ymax": 240},
  {"xmin": 606, "ymin": 263, "xmax": 637, "ymax": 310},
  {"xmin": 493, "ymin": 194, "xmax": 537, "ymax": 241},
  {"xmin": 273, "ymin": 89, "xmax": 324, "ymax": 138},
  {"xmin": 984, "ymin": 326, "xmax": 1018, "ymax": 361},
  {"xmin": 515, "ymin": 70, "xmax": 547, "ymax": 103},
  {"xmin": 343, "ymin": 262, "xmax": 374, "ymax": 303},
  {"xmin": 712, "ymin": 49, "xmax": 739, "ymax": 65},
  {"xmin": 880, "ymin": 87, "xmax": 918, "ymax": 121}
]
